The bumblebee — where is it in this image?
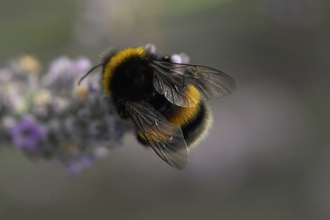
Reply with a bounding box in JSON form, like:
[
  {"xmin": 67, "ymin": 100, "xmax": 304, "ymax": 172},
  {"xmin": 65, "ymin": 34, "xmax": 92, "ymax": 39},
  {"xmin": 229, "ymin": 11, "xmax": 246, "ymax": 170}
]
[{"xmin": 79, "ymin": 46, "xmax": 236, "ymax": 169}]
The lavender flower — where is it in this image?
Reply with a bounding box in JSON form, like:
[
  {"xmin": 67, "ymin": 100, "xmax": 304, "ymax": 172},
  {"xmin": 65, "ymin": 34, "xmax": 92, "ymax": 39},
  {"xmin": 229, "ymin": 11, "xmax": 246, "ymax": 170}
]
[{"xmin": 0, "ymin": 54, "xmax": 126, "ymax": 174}]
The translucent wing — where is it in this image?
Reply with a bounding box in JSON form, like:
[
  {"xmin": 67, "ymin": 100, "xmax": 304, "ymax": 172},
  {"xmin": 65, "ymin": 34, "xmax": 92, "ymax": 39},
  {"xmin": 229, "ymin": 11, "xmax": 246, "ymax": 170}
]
[
  {"xmin": 126, "ymin": 102, "xmax": 188, "ymax": 170},
  {"xmin": 150, "ymin": 60, "xmax": 236, "ymax": 108}
]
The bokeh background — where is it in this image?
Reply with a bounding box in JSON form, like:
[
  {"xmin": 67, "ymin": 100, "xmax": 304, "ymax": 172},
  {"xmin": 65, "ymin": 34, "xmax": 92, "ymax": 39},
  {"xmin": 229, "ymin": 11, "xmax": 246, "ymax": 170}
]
[{"xmin": 1, "ymin": 0, "xmax": 330, "ymax": 219}]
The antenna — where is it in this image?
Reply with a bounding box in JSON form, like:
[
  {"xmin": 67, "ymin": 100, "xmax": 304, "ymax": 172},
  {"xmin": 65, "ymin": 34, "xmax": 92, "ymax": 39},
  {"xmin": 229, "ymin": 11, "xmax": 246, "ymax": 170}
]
[{"xmin": 78, "ymin": 63, "xmax": 103, "ymax": 85}]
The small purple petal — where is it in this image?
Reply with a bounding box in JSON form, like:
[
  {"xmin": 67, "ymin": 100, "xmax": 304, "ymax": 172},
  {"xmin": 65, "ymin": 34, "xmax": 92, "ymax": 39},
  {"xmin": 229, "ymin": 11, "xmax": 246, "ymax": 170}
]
[
  {"xmin": 88, "ymin": 80, "xmax": 101, "ymax": 92},
  {"xmin": 51, "ymin": 97, "xmax": 69, "ymax": 114},
  {"xmin": 67, "ymin": 155, "xmax": 93, "ymax": 175},
  {"xmin": 144, "ymin": 43, "xmax": 157, "ymax": 53},
  {"xmin": 42, "ymin": 56, "xmax": 73, "ymax": 86},
  {"xmin": 93, "ymin": 147, "xmax": 109, "ymax": 159},
  {"xmin": 32, "ymin": 105, "xmax": 48, "ymax": 118},
  {"xmin": 170, "ymin": 54, "xmax": 182, "ymax": 63},
  {"xmin": 64, "ymin": 117, "xmax": 76, "ymax": 132},
  {"xmin": 111, "ymin": 123, "xmax": 124, "ymax": 138},
  {"xmin": 88, "ymin": 121, "xmax": 102, "ymax": 135},
  {"xmin": 71, "ymin": 56, "xmax": 92, "ymax": 75},
  {"xmin": 77, "ymin": 108, "xmax": 89, "ymax": 120},
  {"xmin": 0, "ymin": 68, "xmax": 13, "ymax": 84},
  {"xmin": 9, "ymin": 116, "xmax": 48, "ymax": 150}
]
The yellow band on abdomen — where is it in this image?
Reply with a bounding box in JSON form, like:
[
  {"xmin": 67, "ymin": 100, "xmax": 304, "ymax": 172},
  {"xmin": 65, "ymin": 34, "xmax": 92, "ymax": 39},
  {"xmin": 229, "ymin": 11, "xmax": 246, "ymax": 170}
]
[
  {"xmin": 138, "ymin": 85, "xmax": 201, "ymax": 142},
  {"xmin": 166, "ymin": 85, "xmax": 200, "ymax": 126}
]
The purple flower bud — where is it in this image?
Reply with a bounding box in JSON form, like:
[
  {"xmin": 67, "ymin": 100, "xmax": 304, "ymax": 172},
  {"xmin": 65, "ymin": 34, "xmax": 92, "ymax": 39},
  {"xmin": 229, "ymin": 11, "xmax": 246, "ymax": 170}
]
[
  {"xmin": 0, "ymin": 68, "xmax": 13, "ymax": 84},
  {"xmin": 93, "ymin": 146, "xmax": 109, "ymax": 158},
  {"xmin": 88, "ymin": 121, "xmax": 102, "ymax": 136},
  {"xmin": 144, "ymin": 43, "xmax": 157, "ymax": 53},
  {"xmin": 77, "ymin": 108, "xmax": 89, "ymax": 120},
  {"xmin": 67, "ymin": 154, "xmax": 92, "ymax": 175},
  {"xmin": 42, "ymin": 56, "xmax": 73, "ymax": 86},
  {"xmin": 64, "ymin": 117, "xmax": 76, "ymax": 132},
  {"xmin": 88, "ymin": 80, "xmax": 101, "ymax": 93},
  {"xmin": 170, "ymin": 54, "xmax": 182, "ymax": 63},
  {"xmin": 9, "ymin": 116, "xmax": 48, "ymax": 150},
  {"xmin": 51, "ymin": 97, "xmax": 70, "ymax": 114},
  {"xmin": 71, "ymin": 56, "xmax": 92, "ymax": 75},
  {"xmin": 111, "ymin": 122, "xmax": 124, "ymax": 138},
  {"xmin": 32, "ymin": 105, "xmax": 49, "ymax": 118}
]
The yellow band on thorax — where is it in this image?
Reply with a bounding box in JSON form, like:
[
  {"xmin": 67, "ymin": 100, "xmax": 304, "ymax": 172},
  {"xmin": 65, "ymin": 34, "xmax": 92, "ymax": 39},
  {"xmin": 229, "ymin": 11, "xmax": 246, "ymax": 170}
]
[{"xmin": 102, "ymin": 47, "xmax": 146, "ymax": 97}]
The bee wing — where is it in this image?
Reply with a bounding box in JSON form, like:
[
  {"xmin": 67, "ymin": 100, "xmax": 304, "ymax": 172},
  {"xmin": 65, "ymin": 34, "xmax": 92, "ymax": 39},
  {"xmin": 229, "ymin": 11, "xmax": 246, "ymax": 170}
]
[
  {"xmin": 126, "ymin": 102, "xmax": 188, "ymax": 170},
  {"xmin": 151, "ymin": 60, "xmax": 236, "ymax": 107}
]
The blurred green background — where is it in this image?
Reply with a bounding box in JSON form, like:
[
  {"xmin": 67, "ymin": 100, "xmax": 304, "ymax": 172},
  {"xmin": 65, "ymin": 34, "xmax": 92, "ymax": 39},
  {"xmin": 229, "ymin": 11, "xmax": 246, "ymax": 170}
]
[{"xmin": 1, "ymin": 0, "xmax": 330, "ymax": 219}]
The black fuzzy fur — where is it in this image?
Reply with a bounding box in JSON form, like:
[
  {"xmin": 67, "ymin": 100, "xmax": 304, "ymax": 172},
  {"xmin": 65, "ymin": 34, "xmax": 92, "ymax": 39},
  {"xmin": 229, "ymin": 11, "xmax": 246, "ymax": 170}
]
[
  {"xmin": 102, "ymin": 49, "xmax": 209, "ymax": 148},
  {"xmin": 102, "ymin": 52, "xmax": 157, "ymax": 118}
]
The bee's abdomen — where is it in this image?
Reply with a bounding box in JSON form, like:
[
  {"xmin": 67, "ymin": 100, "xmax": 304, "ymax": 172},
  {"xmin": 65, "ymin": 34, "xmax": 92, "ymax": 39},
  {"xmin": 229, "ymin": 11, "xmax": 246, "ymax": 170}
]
[
  {"xmin": 163, "ymin": 85, "xmax": 211, "ymax": 147},
  {"xmin": 180, "ymin": 102, "xmax": 210, "ymax": 147}
]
